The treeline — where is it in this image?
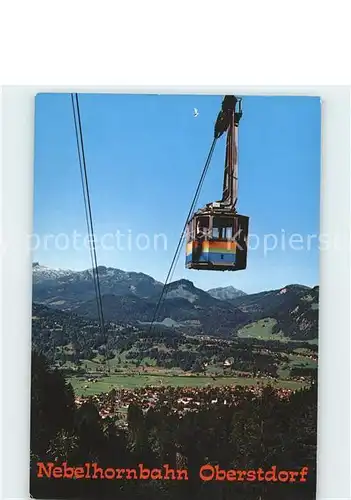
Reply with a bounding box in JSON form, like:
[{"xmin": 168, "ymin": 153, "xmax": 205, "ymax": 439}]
[
  {"xmin": 32, "ymin": 303, "xmax": 318, "ymax": 378},
  {"xmin": 125, "ymin": 346, "xmax": 280, "ymax": 376}
]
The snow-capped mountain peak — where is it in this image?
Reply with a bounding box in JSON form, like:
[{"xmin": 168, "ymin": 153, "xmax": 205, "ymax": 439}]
[
  {"xmin": 32, "ymin": 263, "xmax": 74, "ymax": 282},
  {"xmin": 207, "ymin": 286, "xmax": 247, "ymax": 301}
]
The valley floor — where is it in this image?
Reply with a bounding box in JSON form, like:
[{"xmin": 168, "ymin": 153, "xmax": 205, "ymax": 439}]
[{"xmin": 70, "ymin": 370, "xmax": 307, "ymax": 397}]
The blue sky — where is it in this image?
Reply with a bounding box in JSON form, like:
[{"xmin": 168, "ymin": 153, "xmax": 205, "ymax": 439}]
[{"xmin": 33, "ymin": 93, "xmax": 321, "ymax": 293}]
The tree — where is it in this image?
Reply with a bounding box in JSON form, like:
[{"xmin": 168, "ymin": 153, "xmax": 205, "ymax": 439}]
[
  {"xmin": 31, "ymin": 351, "xmax": 75, "ymax": 458},
  {"xmin": 191, "ymin": 359, "xmax": 204, "ymax": 373}
]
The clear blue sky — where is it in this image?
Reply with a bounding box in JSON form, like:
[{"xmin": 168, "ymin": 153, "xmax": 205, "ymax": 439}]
[{"xmin": 33, "ymin": 93, "xmax": 321, "ymax": 293}]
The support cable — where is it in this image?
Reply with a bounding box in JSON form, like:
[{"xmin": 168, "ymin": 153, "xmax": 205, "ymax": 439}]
[
  {"xmin": 71, "ymin": 93, "xmax": 109, "ymax": 372},
  {"xmin": 148, "ymin": 137, "xmax": 218, "ymax": 333}
]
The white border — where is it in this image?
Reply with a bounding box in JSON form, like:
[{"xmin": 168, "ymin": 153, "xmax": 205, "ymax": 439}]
[{"xmin": 1, "ymin": 86, "xmax": 350, "ymax": 500}]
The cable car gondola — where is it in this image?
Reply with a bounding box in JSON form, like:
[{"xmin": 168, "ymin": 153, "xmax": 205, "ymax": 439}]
[{"xmin": 185, "ymin": 95, "xmax": 249, "ymax": 272}]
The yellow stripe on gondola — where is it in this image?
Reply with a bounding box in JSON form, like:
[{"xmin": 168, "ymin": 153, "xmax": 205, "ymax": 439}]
[
  {"xmin": 187, "ymin": 240, "xmax": 237, "ymax": 255},
  {"xmin": 186, "ymin": 242, "xmax": 193, "ymax": 255},
  {"xmin": 202, "ymin": 241, "xmax": 237, "ymax": 252}
]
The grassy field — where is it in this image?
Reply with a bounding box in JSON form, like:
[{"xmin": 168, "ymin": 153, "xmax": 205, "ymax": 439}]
[
  {"xmin": 237, "ymin": 318, "xmax": 287, "ymax": 341},
  {"xmin": 69, "ymin": 372, "xmax": 307, "ymax": 396},
  {"xmin": 277, "ymin": 352, "xmax": 317, "ymax": 378},
  {"xmin": 237, "ymin": 318, "xmax": 318, "ymax": 345}
]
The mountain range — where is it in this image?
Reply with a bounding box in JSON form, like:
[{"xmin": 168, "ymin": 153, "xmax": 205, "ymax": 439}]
[{"xmin": 32, "ymin": 263, "xmax": 319, "ymax": 340}]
